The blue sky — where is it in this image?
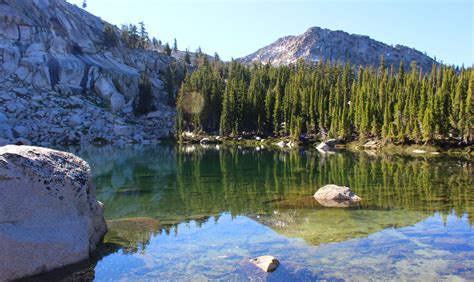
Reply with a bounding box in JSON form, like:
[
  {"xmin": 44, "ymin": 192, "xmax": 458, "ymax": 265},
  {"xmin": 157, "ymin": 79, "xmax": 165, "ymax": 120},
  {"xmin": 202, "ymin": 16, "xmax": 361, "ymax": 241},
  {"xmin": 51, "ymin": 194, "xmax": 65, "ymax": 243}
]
[{"xmin": 68, "ymin": 0, "xmax": 472, "ymax": 66}]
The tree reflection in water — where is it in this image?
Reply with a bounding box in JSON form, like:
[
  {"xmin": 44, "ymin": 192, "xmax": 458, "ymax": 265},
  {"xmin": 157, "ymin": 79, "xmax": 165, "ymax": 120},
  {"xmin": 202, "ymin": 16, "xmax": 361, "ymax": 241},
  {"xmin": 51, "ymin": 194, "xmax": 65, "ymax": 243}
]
[{"xmin": 26, "ymin": 144, "xmax": 471, "ymax": 280}]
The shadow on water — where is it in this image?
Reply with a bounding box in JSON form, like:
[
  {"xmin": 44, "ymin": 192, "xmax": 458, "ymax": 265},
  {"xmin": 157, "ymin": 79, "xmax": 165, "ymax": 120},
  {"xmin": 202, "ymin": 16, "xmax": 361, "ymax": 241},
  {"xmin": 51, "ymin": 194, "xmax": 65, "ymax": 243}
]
[
  {"xmin": 25, "ymin": 144, "xmax": 473, "ymax": 280},
  {"xmin": 18, "ymin": 242, "xmax": 121, "ymax": 282}
]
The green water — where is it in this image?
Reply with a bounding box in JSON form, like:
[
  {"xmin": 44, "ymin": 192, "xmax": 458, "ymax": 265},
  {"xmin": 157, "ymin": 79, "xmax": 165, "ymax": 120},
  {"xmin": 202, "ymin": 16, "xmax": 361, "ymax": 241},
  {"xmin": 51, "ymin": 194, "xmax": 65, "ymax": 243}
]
[{"xmin": 34, "ymin": 144, "xmax": 474, "ymax": 280}]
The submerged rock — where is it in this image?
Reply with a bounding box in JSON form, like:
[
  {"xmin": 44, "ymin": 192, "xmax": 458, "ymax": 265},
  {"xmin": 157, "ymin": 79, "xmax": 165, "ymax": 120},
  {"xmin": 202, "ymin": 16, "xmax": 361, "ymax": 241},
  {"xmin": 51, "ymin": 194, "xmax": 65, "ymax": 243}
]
[
  {"xmin": 314, "ymin": 184, "xmax": 361, "ymax": 207},
  {"xmin": 254, "ymin": 208, "xmax": 431, "ymax": 246},
  {"xmin": 106, "ymin": 217, "xmax": 161, "ymax": 253},
  {"xmin": 250, "ymin": 255, "xmax": 280, "ymax": 272},
  {"xmin": 0, "ymin": 145, "xmax": 107, "ymax": 281}
]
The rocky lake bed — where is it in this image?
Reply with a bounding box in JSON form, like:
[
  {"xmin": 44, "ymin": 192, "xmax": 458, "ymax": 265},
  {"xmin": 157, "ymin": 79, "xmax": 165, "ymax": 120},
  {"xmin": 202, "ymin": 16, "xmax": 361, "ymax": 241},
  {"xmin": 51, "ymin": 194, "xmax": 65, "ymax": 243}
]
[{"xmin": 5, "ymin": 143, "xmax": 470, "ymax": 281}]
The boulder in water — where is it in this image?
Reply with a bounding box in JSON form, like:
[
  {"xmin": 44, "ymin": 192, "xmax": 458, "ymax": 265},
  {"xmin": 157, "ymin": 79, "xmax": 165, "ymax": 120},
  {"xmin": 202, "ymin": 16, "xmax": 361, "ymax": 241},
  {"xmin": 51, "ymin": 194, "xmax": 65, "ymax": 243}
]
[
  {"xmin": 314, "ymin": 184, "xmax": 361, "ymax": 207},
  {"xmin": 0, "ymin": 145, "xmax": 107, "ymax": 280}
]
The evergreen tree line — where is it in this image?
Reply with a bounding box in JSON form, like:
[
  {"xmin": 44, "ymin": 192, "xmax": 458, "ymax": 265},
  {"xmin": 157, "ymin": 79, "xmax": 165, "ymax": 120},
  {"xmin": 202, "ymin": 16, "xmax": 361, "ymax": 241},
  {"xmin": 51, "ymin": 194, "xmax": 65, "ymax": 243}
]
[
  {"xmin": 133, "ymin": 60, "xmax": 185, "ymax": 116},
  {"xmin": 176, "ymin": 57, "xmax": 473, "ymax": 144},
  {"xmin": 102, "ymin": 22, "xmax": 178, "ymax": 56}
]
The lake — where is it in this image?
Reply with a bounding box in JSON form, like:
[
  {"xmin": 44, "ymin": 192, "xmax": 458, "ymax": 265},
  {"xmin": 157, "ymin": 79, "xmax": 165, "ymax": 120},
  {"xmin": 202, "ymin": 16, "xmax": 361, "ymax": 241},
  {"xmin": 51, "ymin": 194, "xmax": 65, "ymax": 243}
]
[{"xmin": 28, "ymin": 144, "xmax": 473, "ymax": 281}]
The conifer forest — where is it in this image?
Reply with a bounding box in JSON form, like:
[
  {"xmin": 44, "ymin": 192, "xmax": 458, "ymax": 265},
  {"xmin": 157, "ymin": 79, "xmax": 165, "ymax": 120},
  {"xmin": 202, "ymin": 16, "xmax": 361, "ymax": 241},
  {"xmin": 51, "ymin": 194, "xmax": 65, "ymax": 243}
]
[{"xmin": 176, "ymin": 57, "xmax": 473, "ymax": 145}]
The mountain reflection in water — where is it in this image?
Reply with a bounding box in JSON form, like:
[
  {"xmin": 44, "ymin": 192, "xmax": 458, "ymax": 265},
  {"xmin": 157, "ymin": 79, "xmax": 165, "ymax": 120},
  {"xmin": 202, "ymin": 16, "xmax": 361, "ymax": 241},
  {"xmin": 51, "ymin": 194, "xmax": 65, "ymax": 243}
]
[{"xmin": 26, "ymin": 144, "xmax": 473, "ymax": 281}]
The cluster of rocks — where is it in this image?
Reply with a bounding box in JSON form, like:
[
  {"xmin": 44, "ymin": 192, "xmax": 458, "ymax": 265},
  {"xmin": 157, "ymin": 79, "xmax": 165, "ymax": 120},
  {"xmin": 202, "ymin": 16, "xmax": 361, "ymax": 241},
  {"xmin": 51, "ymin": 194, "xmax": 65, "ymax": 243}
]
[
  {"xmin": 0, "ymin": 79, "xmax": 175, "ymax": 146},
  {"xmin": 246, "ymin": 184, "xmax": 361, "ymax": 275},
  {"xmin": 0, "ymin": 0, "xmax": 179, "ymax": 146}
]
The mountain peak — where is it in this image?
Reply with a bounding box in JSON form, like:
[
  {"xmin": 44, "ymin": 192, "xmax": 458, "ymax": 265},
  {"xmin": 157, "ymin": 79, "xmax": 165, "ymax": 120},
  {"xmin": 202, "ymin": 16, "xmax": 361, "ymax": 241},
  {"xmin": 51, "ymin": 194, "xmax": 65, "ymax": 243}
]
[{"xmin": 238, "ymin": 26, "xmax": 437, "ymax": 70}]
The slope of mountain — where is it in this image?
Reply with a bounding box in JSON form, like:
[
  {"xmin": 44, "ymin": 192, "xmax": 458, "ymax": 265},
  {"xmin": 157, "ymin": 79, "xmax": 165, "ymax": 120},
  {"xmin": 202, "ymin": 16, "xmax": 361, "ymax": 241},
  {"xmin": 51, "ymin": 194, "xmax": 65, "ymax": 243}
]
[
  {"xmin": 0, "ymin": 0, "xmax": 181, "ymax": 146},
  {"xmin": 239, "ymin": 26, "xmax": 437, "ymax": 70}
]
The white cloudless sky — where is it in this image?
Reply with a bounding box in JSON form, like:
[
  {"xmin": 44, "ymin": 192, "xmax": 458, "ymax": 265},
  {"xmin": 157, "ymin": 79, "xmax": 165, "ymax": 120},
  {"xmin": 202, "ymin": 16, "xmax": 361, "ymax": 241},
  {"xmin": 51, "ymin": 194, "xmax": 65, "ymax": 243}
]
[{"xmin": 68, "ymin": 0, "xmax": 472, "ymax": 66}]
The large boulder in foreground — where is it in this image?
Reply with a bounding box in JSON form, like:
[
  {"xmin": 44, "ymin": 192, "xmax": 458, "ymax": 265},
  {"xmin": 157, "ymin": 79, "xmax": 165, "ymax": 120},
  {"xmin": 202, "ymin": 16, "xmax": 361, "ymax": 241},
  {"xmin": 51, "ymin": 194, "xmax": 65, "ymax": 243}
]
[
  {"xmin": 314, "ymin": 184, "xmax": 361, "ymax": 207},
  {"xmin": 0, "ymin": 145, "xmax": 107, "ymax": 281}
]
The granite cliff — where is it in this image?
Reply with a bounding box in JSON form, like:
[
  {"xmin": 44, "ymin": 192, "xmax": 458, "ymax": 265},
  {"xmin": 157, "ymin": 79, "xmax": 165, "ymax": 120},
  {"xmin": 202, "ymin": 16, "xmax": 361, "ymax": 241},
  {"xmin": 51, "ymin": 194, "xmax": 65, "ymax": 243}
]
[{"xmin": 0, "ymin": 0, "xmax": 181, "ymax": 146}]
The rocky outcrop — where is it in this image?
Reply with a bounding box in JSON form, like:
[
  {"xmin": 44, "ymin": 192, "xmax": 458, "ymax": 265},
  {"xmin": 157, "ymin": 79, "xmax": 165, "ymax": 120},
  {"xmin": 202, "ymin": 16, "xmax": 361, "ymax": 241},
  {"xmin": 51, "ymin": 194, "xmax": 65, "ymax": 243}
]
[
  {"xmin": 0, "ymin": 145, "xmax": 107, "ymax": 280},
  {"xmin": 316, "ymin": 139, "xmax": 341, "ymax": 152},
  {"xmin": 239, "ymin": 26, "xmax": 438, "ymax": 71},
  {"xmin": 314, "ymin": 184, "xmax": 361, "ymax": 207},
  {"xmin": 250, "ymin": 255, "xmax": 280, "ymax": 272},
  {"xmin": 0, "ymin": 0, "xmax": 179, "ymax": 146}
]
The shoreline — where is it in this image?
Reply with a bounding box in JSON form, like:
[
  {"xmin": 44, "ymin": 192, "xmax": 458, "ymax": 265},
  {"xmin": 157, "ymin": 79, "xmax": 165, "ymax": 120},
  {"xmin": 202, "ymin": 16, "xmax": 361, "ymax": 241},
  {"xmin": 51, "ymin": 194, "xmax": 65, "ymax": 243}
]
[{"xmin": 176, "ymin": 135, "xmax": 473, "ymax": 157}]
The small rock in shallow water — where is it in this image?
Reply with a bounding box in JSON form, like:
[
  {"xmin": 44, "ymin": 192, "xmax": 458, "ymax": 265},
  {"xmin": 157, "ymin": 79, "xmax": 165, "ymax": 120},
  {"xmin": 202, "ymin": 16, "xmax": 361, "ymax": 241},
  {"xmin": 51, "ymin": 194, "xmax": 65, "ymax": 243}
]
[
  {"xmin": 314, "ymin": 184, "xmax": 361, "ymax": 207},
  {"xmin": 250, "ymin": 255, "xmax": 280, "ymax": 272},
  {"xmin": 106, "ymin": 217, "xmax": 161, "ymax": 251}
]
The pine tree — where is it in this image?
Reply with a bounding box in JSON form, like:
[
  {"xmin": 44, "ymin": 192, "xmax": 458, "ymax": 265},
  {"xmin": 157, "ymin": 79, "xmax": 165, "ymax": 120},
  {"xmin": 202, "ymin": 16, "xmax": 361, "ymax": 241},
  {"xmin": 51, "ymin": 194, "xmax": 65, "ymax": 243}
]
[
  {"xmin": 120, "ymin": 24, "xmax": 130, "ymax": 47},
  {"xmin": 134, "ymin": 72, "xmax": 154, "ymax": 116},
  {"xmin": 138, "ymin": 22, "xmax": 148, "ymax": 48},
  {"xmin": 103, "ymin": 24, "xmax": 117, "ymax": 48},
  {"xmin": 220, "ymin": 80, "xmax": 234, "ymax": 136},
  {"xmin": 184, "ymin": 50, "xmax": 191, "ymax": 64},
  {"xmin": 273, "ymin": 85, "xmax": 282, "ymax": 135},
  {"xmin": 463, "ymin": 70, "xmax": 473, "ymax": 143},
  {"xmin": 163, "ymin": 43, "xmax": 172, "ymax": 56},
  {"xmin": 128, "ymin": 24, "xmax": 139, "ymax": 48}
]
